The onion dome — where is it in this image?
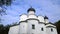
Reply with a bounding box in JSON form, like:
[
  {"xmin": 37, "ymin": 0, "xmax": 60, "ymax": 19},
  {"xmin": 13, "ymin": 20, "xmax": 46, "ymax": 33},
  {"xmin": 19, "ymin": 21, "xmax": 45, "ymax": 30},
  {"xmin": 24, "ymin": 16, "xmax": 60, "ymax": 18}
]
[
  {"xmin": 27, "ymin": 7, "xmax": 35, "ymax": 12},
  {"xmin": 44, "ymin": 16, "xmax": 48, "ymax": 19}
]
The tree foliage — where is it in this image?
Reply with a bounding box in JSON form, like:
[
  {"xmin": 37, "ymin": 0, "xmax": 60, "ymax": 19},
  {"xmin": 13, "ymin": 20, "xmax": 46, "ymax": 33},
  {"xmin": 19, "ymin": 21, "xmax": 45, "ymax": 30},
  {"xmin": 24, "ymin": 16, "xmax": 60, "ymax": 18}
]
[
  {"xmin": 0, "ymin": 22, "xmax": 18, "ymax": 34},
  {"xmin": 55, "ymin": 20, "xmax": 60, "ymax": 34},
  {"xmin": 0, "ymin": 0, "xmax": 12, "ymax": 16},
  {"xmin": 0, "ymin": 0, "xmax": 13, "ymax": 23},
  {"xmin": 0, "ymin": 0, "xmax": 12, "ymax": 6}
]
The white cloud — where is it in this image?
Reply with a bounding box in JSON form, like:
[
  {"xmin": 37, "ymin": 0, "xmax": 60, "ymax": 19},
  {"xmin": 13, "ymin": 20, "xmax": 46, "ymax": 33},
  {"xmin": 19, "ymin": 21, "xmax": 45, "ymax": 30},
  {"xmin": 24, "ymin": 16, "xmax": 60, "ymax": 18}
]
[{"xmin": 2, "ymin": 0, "xmax": 60, "ymax": 25}]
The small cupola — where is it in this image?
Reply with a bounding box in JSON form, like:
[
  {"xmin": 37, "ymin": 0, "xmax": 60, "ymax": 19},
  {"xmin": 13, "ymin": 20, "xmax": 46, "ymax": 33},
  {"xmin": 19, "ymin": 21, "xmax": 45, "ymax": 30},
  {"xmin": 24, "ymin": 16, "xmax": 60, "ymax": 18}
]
[
  {"xmin": 27, "ymin": 7, "xmax": 35, "ymax": 12},
  {"xmin": 44, "ymin": 16, "xmax": 48, "ymax": 19},
  {"xmin": 44, "ymin": 16, "xmax": 49, "ymax": 23},
  {"xmin": 27, "ymin": 7, "xmax": 35, "ymax": 15}
]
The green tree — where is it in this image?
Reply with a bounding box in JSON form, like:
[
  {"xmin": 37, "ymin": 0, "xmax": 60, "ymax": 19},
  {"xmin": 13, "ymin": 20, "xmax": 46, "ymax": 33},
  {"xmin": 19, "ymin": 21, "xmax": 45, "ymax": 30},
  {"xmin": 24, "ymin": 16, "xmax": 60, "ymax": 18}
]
[
  {"xmin": 0, "ymin": 0, "xmax": 13, "ymax": 33},
  {"xmin": 0, "ymin": 24, "xmax": 4, "ymax": 34},
  {"xmin": 55, "ymin": 20, "xmax": 60, "ymax": 34},
  {"xmin": 0, "ymin": 23, "xmax": 18, "ymax": 34},
  {"xmin": 0, "ymin": 0, "xmax": 12, "ymax": 15},
  {"xmin": 0, "ymin": 0, "xmax": 12, "ymax": 23}
]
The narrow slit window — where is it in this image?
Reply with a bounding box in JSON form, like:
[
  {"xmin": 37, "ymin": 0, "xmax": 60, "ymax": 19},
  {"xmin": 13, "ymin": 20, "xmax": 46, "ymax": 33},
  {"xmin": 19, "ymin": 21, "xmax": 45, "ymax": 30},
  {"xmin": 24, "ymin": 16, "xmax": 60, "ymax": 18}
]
[
  {"xmin": 51, "ymin": 28, "xmax": 53, "ymax": 32},
  {"xmin": 32, "ymin": 24, "xmax": 35, "ymax": 29},
  {"xmin": 41, "ymin": 28, "xmax": 44, "ymax": 31}
]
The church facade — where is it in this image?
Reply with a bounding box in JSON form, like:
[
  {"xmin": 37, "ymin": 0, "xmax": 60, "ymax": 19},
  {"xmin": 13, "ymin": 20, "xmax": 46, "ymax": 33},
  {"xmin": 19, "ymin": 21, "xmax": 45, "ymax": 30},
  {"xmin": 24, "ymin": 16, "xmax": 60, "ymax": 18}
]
[{"xmin": 8, "ymin": 7, "xmax": 58, "ymax": 34}]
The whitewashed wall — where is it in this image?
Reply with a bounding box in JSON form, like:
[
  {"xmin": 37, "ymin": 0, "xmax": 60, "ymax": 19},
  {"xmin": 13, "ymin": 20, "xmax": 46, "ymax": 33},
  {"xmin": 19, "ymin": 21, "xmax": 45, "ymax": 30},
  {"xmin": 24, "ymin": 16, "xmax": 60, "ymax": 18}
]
[
  {"xmin": 38, "ymin": 23, "xmax": 46, "ymax": 34},
  {"xmin": 19, "ymin": 22, "xmax": 28, "ymax": 34},
  {"xmin": 38, "ymin": 16, "xmax": 44, "ymax": 23},
  {"xmin": 20, "ymin": 14, "xmax": 27, "ymax": 21},
  {"xmin": 27, "ymin": 20, "xmax": 38, "ymax": 34},
  {"xmin": 46, "ymin": 27, "xmax": 58, "ymax": 34},
  {"xmin": 8, "ymin": 25, "xmax": 19, "ymax": 34}
]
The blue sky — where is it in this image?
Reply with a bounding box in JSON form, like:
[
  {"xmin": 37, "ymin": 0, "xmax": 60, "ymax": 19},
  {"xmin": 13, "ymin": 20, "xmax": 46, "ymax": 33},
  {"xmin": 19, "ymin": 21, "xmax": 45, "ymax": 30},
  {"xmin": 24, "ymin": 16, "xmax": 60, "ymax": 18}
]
[{"xmin": 1, "ymin": 0, "xmax": 60, "ymax": 25}]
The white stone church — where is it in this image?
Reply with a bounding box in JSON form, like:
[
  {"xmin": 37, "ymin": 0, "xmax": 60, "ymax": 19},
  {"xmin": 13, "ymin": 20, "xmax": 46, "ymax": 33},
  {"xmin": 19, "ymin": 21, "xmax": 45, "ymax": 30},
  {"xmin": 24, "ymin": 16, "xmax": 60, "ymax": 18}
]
[{"xmin": 8, "ymin": 7, "xmax": 58, "ymax": 34}]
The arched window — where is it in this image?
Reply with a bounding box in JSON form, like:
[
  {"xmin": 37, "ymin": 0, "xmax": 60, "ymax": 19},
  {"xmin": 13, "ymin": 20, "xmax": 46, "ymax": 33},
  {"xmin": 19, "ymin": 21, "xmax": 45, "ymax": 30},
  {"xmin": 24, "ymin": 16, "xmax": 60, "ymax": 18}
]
[
  {"xmin": 41, "ymin": 28, "xmax": 44, "ymax": 31},
  {"xmin": 51, "ymin": 28, "xmax": 53, "ymax": 32},
  {"xmin": 32, "ymin": 24, "xmax": 35, "ymax": 29}
]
